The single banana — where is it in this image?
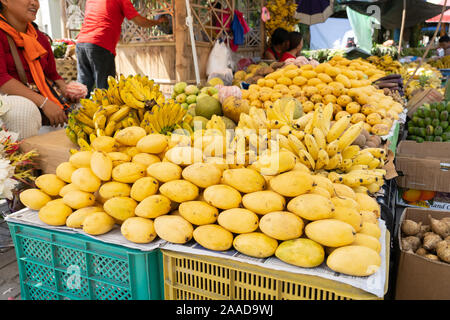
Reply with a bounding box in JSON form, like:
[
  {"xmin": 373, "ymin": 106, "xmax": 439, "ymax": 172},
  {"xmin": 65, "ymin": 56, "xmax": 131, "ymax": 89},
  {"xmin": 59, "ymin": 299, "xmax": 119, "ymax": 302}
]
[
  {"xmin": 312, "ymin": 127, "xmax": 326, "ymax": 150},
  {"xmin": 338, "ymin": 158, "xmax": 353, "ymax": 172},
  {"xmin": 368, "ymin": 158, "xmax": 381, "ymax": 169},
  {"xmin": 342, "ymin": 145, "xmax": 361, "ymax": 160},
  {"xmin": 74, "ymin": 111, "xmax": 95, "ymax": 128},
  {"xmin": 293, "ymin": 112, "xmax": 313, "ymax": 130},
  {"xmin": 352, "ymin": 186, "xmax": 368, "ymax": 194},
  {"xmin": 325, "ymin": 152, "xmax": 342, "ymax": 170},
  {"xmin": 337, "ymin": 122, "xmax": 364, "ymax": 152},
  {"xmin": 304, "ymin": 134, "xmax": 320, "ymax": 160},
  {"xmin": 288, "ymin": 134, "xmax": 307, "ymax": 155},
  {"xmin": 366, "ymin": 183, "xmax": 381, "ymax": 194},
  {"xmin": 352, "ymin": 151, "xmax": 374, "ymax": 166},
  {"xmin": 326, "ymin": 115, "xmax": 351, "ymax": 143},
  {"xmin": 104, "ymin": 120, "xmax": 116, "ymax": 136},
  {"xmin": 298, "ymin": 149, "xmax": 315, "ymax": 170},
  {"xmin": 363, "ymin": 147, "xmax": 387, "ymax": 160},
  {"xmin": 326, "ymin": 139, "xmax": 340, "ymax": 157},
  {"xmin": 315, "ymin": 149, "xmax": 330, "ymax": 170},
  {"xmin": 109, "ymin": 106, "xmax": 131, "ymax": 123},
  {"xmin": 94, "ymin": 114, "xmax": 107, "ymax": 130},
  {"xmin": 328, "ymin": 171, "xmax": 344, "ymax": 184}
]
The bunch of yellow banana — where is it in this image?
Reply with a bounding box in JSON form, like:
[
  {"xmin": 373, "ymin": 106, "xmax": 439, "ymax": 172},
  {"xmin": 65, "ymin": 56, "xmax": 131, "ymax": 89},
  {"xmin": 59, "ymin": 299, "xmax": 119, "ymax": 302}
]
[{"xmin": 141, "ymin": 100, "xmax": 188, "ymax": 135}]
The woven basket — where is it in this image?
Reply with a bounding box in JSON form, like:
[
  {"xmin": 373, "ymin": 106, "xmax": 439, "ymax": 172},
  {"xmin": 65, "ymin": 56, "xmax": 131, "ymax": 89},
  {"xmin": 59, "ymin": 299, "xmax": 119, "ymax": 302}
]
[{"xmin": 55, "ymin": 58, "xmax": 77, "ymax": 82}]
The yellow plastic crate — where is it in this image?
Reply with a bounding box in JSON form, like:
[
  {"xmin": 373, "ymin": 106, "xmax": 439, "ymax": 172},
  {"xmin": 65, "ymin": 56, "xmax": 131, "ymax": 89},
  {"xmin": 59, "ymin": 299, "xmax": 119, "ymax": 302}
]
[{"xmin": 162, "ymin": 231, "xmax": 389, "ymax": 300}]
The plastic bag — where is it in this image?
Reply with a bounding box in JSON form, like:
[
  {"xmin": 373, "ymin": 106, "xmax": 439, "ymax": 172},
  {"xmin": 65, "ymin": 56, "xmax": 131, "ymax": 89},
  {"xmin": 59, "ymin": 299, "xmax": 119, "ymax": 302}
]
[
  {"xmin": 207, "ymin": 68, "xmax": 234, "ymax": 86},
  {"xmin": 206, "ymin": 40, "xmax": 233, "ymax": 77},
  {"xmin": 65, "ymin": 81, "xmax": 88, "ymax": 101}
]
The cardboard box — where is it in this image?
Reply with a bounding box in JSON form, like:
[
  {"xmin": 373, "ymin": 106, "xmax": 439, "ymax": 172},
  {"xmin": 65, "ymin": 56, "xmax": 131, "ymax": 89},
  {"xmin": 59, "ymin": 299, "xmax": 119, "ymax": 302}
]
[
  {"xmin": 395, "ymin": 207, "xmax": 450, "ymax": 300},
  {"xmin": 19, "ymin": 129, "xmax": 76, "ymax": 174},
  {"xmin": 395, "ymin": 140, "xmax": 450, "ymax": 193}
]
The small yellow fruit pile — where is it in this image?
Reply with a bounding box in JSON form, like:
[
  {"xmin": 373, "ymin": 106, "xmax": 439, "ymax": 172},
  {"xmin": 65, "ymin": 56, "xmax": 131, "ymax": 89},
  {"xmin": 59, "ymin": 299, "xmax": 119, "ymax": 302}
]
[
  {"xmin": 20, "ymin": 121, "xmax": 384, "ymax": 277},
  {"xmin": 239, "ymin": 56, "xmax": 403, "ymax": 136},
  {"xmin": 366, "ymin": 55, "xmax": 403, "ymax": 74}
]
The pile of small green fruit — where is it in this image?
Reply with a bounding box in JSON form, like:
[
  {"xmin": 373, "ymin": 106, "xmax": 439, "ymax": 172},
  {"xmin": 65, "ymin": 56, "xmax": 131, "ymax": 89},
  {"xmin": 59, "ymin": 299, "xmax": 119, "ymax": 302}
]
[{"xmin": 407, "ymin": 101, "xmax": 450, "ymax": 142}]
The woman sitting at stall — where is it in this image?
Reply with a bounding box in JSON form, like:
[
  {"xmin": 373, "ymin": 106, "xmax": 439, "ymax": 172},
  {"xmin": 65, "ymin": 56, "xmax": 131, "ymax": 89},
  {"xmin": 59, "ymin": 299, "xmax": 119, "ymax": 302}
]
[
  {"xmin": 0, "ymin": 0, "xmax": 84, "ymax": 139},
  {"xmin": 263, "ymin": 27, "xmax": 290, "ymax": 61},
  {"xmin": 280, "ymin": 31, "xmax": 304, "ymax": 62}
]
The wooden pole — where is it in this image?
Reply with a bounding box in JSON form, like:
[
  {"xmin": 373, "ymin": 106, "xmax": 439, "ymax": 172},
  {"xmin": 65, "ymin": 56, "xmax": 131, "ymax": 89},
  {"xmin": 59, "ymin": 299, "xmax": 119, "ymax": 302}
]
[
  {"xmin": 60, "ymin": 0, "xmax": 68, "ymax": 38},
  {"xmin": 405, "ymin": 0, "xmax": 448, "ymax": 89},
  {"xmin": 175, "ymin": 0, "xmax": 189, "ymax": 82},
  {"xmin": 398, "ymin": 0, "xmax": 407, "ymax": 55}
]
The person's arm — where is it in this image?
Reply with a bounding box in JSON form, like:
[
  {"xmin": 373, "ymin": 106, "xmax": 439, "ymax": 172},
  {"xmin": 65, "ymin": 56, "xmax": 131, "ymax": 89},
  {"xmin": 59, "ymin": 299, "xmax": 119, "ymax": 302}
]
[
  {"xmin": 131, "ymin": 15, "xmax": 166, "ymax": 28},
  {"xmin": 0, "ymin": 78, "xmax": 67, "ymax": 126},
  {"xmin": 264, "ymin": 50, "xmax": 276, "ymax": 60}
]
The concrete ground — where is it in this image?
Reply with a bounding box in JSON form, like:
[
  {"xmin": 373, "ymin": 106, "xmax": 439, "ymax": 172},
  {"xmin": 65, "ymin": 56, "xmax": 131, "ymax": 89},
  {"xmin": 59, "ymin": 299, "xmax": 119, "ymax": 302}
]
[{"xmin": 0, "ymin": 220, "xmax": 21, "ymax": 300}]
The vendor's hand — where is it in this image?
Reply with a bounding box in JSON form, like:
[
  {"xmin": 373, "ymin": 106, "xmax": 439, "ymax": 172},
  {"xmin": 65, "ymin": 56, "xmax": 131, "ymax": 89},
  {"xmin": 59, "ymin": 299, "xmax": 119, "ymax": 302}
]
[
  {"xmin": 157, "ymin": 16, "xmax": 168, "ymax": 24},
  {"xmin": 42, "ymin": 100, "xmax": 68, "ymax": 127}
]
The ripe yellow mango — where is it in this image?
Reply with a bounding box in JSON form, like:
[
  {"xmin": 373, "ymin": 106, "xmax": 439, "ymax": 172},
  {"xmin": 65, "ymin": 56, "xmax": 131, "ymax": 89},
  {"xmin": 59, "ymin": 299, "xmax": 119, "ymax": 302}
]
[
  {"xmin": 310, "ymin": 186, "xmax": 331, "ymax": 199},
  {"xmin": 108, "ymin": 152, "xmax": 131, "ymax": 167},
  {"xmin": 305, "ymin": 219, "xmax": 356, "ymax": 247},
  {"xmin": 69, "ymin": 151, "xmax": 93, "ymax": 168},
  {"xmin": 332, "ymin": 206, "xmax": 363, "ymax": 232},
  {"xmin": 112, "ymin": 162, "xmax": 146, "ymax": 183},
  {"xmin": 154, "ymin": 215, "xmax": 194, "ymax": 244},
  {"xmin": 165, "ymin": 146, "xmax": 204, "ymax": 166},
  {"xmin": 59, "ymin": 183, "xmax": 81, "ymax": 197},
  {"xmin": 312, "ymin": 175, "xmax": 334, "ymax": 195},
  {"xmin": 147, "ymin": 162, "xmax": 182, "ymax": 182},
  {"xmin": 332, "ymin": 183, "xmax": 356, "ymax": 199},
  {"xmin": 121, "ymin": 217, "xmax": 157, "ymax": 244},
  {"xmin": 103, "ymin": 197, "xmax": 137, "ymax": 221},
  {"xmin": 360, "ymin": 210, "xmax": 378, "ymax": 224},
  {"xmin": 269, "ymin": 171, "xmax": 313, "ymax": 197},
  {"xmin": 193, "ymin": 224, "xmax": 234, "ymax": 251},
  {"xmin": 221, "ymin": 168, "xmax": 265, "ymax": 193},
  {"xmin": 179, "ymin": 201, "xmax": 219, "ymax": 225},
  {"xmin": 35, "ymin": 174, "xmax": 66, "ymax": 196},
  {"xmin": 99, "ymin": 181, "xmax": 131, "ymax": 200},
  {"xmin": 359, "ymin": 222, "xmax": 381, "ymax": 239},
  {"xmin": 19, "ymin": 188, "xmax": 51, "ymax": 210},
  {"xmin": 159, "ymin": 179, "xmax": 199, "ymax": 203},
  {"xmin": 326, "ymin": 245, "xmax": 381, "ymax": 276},
  {"xmin": 352, "ymin": 233, "xmax": 381, "ymax": 253},
  {"xmin": 90, "ymin": 151, "xmax": 113, "ymax": 181},
  {"xmin": 66, "ymin": 206, "xmax": 103, "ymax": 228},
  {"xmin": 217, "ymin": 208, "xmax": 259, "ymax": 234},
  {"xmin": 233, "ymin": 232, "xmax": 278, "ymax": 258},
  {"xmin": 251, "ymin": 151, "xmax": 296, "ymax": 175},
  {"xmin": 91, "ymin": 136, "xmax": 116, "ymax": 152},
  {"xmin": 115, "ymin": 126, "xmax": 147, "ymax": 146},
  {"xmin": 132, "ymin": 153, "xmax": 160, "ymax": 167},
  {"xmin": 259, "ymin": 211, "xmax": 304, "ymax": 240},
  {"xmin": 71, "ymin": 168, "xmax": 101, "ymax": 193},
  {"xmin": 205, "ymin": 157, "xmax": 229, "ymax": 171},
  {"xmin": 203, "ymin": 184, "xmax": 242, "ymax": 210},
  {"xmin": 136, "ymin": 133, "xmax": 168, "ymax": 154},
  {"xmin": 130, "ymin": 177, "xmax": 159, "ymax": 202},
  {"xmin": 38, "ymin": 200, "xmax": 72, "ymax": 226},
  {"xmin": 355, "ymin": 193, "xmax": 380, "ymax": 217},
  {"xmin": 242, "ymin": 190, "xmax": 285, "ymax": 215},
  {"xmin": 82, "ymin": 211, "xmax": 115, "ymax": 235},
  {"xmin": 62, "ymin": 190, "xmax": 96, "ymax": 209},
  {"xmin": 275, "ymin": 238, "xmax": 325, "ymax": 268},
  {"xmin": 56, "ymin": 162, "xmax": 77, "ymax": 183},
  {"xmin": 287, "ymin": 194, "xmax": 334, "ymax": 221},
  {"xmin": 330, "ymin": 196, "xmax": 359, "ymax": 210},
  {"xmin": 134, "ymin": 194, "xmax": 171, "ymax": 219},
  {"xmin": 181, "ymin": 163, "xmax": 222, "ymax": 188}
]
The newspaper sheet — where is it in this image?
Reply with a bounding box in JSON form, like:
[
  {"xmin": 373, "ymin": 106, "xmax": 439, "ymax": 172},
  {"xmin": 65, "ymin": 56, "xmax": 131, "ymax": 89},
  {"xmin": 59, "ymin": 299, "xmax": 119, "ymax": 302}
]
[
  {"xmin": 6, "ymin": 208, "xmax": 387, "ymax": 297},
  {"xmin": 5, "ymin": 208, "xmax": 166, "ymax": 251}
]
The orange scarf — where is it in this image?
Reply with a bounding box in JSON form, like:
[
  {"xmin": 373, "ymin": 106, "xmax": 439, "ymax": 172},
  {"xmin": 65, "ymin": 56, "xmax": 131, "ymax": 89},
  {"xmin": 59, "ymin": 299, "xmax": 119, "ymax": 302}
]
[{"xmin": 0, "ymin": 14, "xmax": 64, "ymax": 109}]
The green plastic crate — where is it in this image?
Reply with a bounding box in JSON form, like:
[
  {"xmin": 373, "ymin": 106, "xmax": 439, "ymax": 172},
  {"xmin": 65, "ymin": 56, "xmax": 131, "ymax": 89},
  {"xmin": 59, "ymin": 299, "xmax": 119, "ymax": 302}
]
[{"xmin": 8, "ymin": 222, "xmax": 164, "ymax": 300}]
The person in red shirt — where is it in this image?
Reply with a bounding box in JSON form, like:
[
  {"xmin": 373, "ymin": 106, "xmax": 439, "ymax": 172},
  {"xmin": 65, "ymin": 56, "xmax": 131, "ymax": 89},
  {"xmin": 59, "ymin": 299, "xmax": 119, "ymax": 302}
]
[
  {"xmin": 280, "ymin": 31, "xmax": 304, "ymax": 62},
  {"xmin": 76, "ymin": 0, "xmax": 167, "ymax": 96},
  {"xmin": 263, "ymin": 27, "xmax": 290, "ymax": 61},
  {"xmin": 0, "ymin": 0, "xmax": 84, "ymax": 138}
]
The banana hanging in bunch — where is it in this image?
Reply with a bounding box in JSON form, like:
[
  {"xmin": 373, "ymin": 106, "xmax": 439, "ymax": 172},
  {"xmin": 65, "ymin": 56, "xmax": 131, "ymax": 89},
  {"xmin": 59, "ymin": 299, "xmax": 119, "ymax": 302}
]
[{"xmin": 142, "ymin": 99, "xmax": 188, "ymax": 135}]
